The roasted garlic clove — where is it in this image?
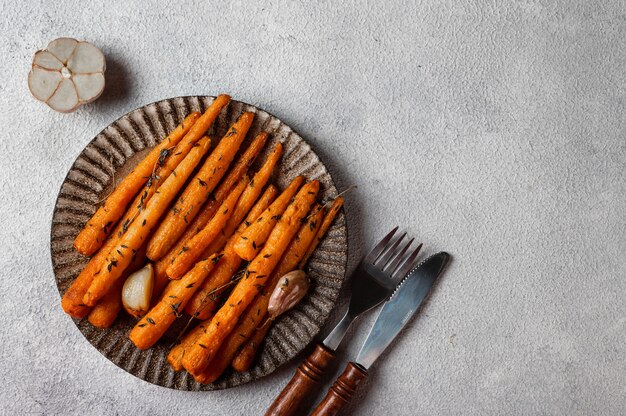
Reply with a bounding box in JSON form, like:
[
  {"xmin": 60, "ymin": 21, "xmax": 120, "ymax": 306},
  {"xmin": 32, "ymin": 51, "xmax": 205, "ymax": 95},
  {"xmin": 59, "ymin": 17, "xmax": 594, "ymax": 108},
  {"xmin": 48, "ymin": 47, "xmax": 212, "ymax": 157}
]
[
  {"xmin": 268, "ymin": 270, "xmax": 310, "ymax": 320},
  {"xmin": 28, "ymin": 38, "xmax": 105, "ymax": 112},
  {"xmin": 122, "ymin": 264, "xmax": 154, "ymax": 318}
]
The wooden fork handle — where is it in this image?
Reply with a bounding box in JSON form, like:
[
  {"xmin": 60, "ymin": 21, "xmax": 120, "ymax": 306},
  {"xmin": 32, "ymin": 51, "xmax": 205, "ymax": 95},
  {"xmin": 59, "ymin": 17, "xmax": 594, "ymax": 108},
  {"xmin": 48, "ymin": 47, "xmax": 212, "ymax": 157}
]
[
  {"xmin": 265, "ymin": 344, "xmax": 335, "ymax": 416},
  {"xmin": 310, "ymin": 362, "xmax": 369, "ymax": 416}
]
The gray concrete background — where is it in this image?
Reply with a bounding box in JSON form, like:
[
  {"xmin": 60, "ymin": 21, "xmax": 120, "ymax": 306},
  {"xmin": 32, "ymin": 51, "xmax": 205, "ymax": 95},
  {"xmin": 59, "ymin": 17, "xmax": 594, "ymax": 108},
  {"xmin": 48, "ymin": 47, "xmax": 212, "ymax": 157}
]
[{"xmin": 1, "ymin": 1, "xmax": 625, "ymax": 415}]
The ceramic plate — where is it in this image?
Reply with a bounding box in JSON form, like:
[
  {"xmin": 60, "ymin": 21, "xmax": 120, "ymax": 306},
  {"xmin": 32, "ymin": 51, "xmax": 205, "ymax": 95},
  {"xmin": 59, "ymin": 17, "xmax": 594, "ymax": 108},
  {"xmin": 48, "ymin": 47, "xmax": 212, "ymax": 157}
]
[{"xmin": 50, "ymin": 96, "xmax": 348, "ymax": 390}]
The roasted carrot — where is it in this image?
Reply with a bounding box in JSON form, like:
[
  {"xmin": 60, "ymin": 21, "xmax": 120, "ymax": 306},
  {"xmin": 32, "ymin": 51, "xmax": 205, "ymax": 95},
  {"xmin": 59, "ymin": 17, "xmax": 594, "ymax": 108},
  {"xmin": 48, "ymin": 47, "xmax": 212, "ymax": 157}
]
[
  {"xmin": 87, "ymin": 245, "xmax": 147, "ymax": 328},
  {"xmin": 153, "ymin": 151, "xmax": 279, "ymax": 302},
  {"xmin": 232, "ymin": 175, "xmax": 305, "ymax": 261},
  {"xmin": 231, "ymin": 324, "xmax": 269, "ymax": 372},
  {"xmin": 231, "ymin": 198, "xmax": 343, "ymax": 371},
  {"xmin": 153, "ymin": 132, "xmax": 272, "ymax": 292},
  {"xmin": 83, "ymin": 137, "xmax": 212, "ymax": 307},
  {"xmin": 301, "ymin": 197, "xmax": 344, "ymax": 267},
  {"xmin": 151, "ymin": 204, "xmax": 216, "ymax": 303},
  {"xmin": 63, "ymin": 210, "xmax": 133, "ymax": 318},
  {"xmin": 129, "ymin": 253, "xmax": 220, "ymax": 350},
  {"xmin": 73, "ymin": 112, "xmax": 201, "ymax": 256},
  {"xmin": 66, "ymin": 132, "xmax": 208, "ymax": 315},
  {"xmin": 196, "ymin": 206, "xmax": 323, "ymax": 383},
  {"xmin": 147, "ymin": 112, "xmax": 255, "ymax": 260},
  {"xmin": 151, "ymin": 132, "xmax": 268, "ymax": 295},
  {"xmin": 182, "ymin": 181, "xmax": 319, "ymax": 375},
  {"xmin": 203, "ymin": 142, "xmax": 284, "ymax": 257},
  {"xmin": 167, "ymin": 178, "xmax": 248, "ymax": 279},
  {"xmin": 167, "ymin": 319, "xmax": 211, "ymax": 371},
  {"xmin": 61, "ymin": 248, "xmax": 107, "ymax": 318},
  {"xmin": 86, "ymin": 276, "xmax": 124, "ymax": 329},
  {"xmin": 185, "ymin": 185, "xmax": 278, "ymax": 319}
]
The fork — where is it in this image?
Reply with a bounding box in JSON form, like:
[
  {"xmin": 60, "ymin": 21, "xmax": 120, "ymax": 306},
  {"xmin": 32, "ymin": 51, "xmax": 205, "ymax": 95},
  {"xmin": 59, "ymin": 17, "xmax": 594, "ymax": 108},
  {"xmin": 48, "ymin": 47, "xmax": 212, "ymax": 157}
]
[{"xmin": 265, "ymin": 227, "xmax": 422, "ymax": 416}]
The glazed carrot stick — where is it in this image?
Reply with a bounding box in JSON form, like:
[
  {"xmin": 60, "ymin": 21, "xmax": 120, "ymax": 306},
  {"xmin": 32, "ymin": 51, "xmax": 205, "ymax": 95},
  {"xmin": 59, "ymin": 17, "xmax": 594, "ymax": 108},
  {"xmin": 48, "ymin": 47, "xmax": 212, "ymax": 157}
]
[
  {"xmin": 65, "ymin": 131, "xmax": 211, "ymax": 316},
  {"xmin": 129, "ymin": 253, "xmax": 220, "ymax": 350},
  {"xmin": 231, "ymin": 324, "xmax": 269, "ymax": 372},
  {"xmin": 167, "ymin": 178, "xmax": 248, "ymax": 279},
  {"xmin": 202, "ymin": 142, "xmax": 284, "ymax": 257},
  {"xmin": 155, "ymin": 142, "xmax": 281, "ymax": 301},
  {"xmin": 73, "ymin": 112, "xmax": 201, "ymax": 256},
  {"xmin": 167, "ymin": 319, "xmax": 211, "ymax": 371},
  {"xmin": 63, "ymin": 206, "xmax": 135, "ymax": 318},
  {"xmin": 150, "ymin": 134, "xmax": 267, "ymax": 298},
  {"xmin": 147, "ymin": 112, "xmax": 255, "ymax": 260},
  {"xmin": 83, "ymin": 137, "xmax": 212, "ymax": 307},
  {"xmin": 61, "ymin": 248, "xmax": 107, "ymax": 318},
  {"xmin": 196, "ymin": 206, "xmax": 323, "ymax": 383},
  {"xmin": 182, "ymin": 181, "xmax": 319, "ymax": 376},
  {"xmin": 232, "ymin": 175, "xmax": 305, "ymax": 261},
  {"xmin": 231, "ymin": 198, "xmax": 343, "ymax": 371},
  {"xmin": 185, "ymin": 185, "xmax": 278, "ymax": 319},
  {"xmin": 87, "ymin": 245, "xmax": 147, "ymax": 328},
  {"xmin": 86, "ymin": 277, "xmax": 124, "ymax": 329},
  {"xmin": 300, "ymin": 197, "xmax": 344, "ymax": 267},
  {"xmin": 161, "ymin": 131, "xmax": 270, "ymax": 267},
  {"xmin": 151, "ymin": 206, "xmax": 215, "ymax": 302}
]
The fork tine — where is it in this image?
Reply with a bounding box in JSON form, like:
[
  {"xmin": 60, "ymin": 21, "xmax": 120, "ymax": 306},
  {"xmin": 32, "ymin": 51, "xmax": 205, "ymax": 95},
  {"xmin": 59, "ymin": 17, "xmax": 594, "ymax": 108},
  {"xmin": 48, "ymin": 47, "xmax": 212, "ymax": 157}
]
[
  {"xmin": 375, "ymin": 232, "xmax": 406, "ymax": 268},
  {"xmin": 384, "ymin": 237, "xmax": 414, "ymax": 273},
  {"xmin": 363, "ymin": 227, "xmax": 398, "ymax": 263},
  {"xmin": 392, "ymin": 243, "xmax": 423, "ymax": 280}
]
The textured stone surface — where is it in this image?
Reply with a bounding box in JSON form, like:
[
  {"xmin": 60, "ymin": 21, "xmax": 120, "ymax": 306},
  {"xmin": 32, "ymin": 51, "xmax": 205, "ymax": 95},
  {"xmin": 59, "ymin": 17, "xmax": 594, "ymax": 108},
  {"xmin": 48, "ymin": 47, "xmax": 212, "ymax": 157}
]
[{"xmin": 1, "ymin": 1, "xmax": 625, "ymax": 415}]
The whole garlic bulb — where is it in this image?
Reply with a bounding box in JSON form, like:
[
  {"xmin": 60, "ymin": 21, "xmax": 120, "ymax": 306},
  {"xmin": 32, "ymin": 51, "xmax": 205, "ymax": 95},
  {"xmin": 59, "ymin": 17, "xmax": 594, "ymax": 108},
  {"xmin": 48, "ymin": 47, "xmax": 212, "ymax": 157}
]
[{"xmin": 28, "ymin": 38, "xmax": 106, "ymax": 112}]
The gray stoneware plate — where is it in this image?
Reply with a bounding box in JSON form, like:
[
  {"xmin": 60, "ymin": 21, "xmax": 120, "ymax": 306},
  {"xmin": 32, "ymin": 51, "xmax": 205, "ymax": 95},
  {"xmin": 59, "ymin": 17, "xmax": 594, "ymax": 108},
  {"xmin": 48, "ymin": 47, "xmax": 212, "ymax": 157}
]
[{"xmin": 50, "ymin": 96, "xmax": 348, "ymax": 390}]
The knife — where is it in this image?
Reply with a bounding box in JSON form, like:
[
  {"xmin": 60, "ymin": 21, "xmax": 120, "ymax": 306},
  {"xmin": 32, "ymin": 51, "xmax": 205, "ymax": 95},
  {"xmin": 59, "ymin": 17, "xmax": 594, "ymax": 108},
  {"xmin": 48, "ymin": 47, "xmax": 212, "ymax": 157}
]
[
  {"xmin": 310, "ymin": 252, "xmax": 449, "ymax": 416},
  {"xmin": 265, "ymin": 228, "xmax": 422, "ymax": 416}
]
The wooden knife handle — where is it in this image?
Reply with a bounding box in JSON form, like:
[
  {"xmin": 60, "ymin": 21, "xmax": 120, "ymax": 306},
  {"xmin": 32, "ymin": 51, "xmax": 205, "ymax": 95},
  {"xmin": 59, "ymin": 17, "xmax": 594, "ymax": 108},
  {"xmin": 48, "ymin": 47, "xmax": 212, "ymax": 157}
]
[
  {"xmin": 310, "ymin": 362, "xmax": 368, "ymax": 416},
  {"xmin": 265, "ymin": 343, "xmax": 336, "ymax": 416}
]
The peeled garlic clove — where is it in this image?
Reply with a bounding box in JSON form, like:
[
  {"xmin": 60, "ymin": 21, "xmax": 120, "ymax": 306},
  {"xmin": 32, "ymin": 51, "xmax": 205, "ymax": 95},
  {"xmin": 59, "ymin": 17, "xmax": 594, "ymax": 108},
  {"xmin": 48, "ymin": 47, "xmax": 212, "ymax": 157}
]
[
  {"xmin": 268, "ymin": 270, "xmax": 310, "ymax": 320},
  {"xmin": 28, "ymin": 37, "xmax": 106, "ymax": 112},
  {"xmin": 122, "ymin": 264, "xmax": 154, "ymax": 318}
]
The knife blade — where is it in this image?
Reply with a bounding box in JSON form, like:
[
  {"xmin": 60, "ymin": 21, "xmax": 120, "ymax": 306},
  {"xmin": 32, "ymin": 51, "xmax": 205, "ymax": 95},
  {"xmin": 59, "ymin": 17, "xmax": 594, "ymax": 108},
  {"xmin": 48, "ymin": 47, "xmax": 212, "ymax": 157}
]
[
  {"xmin": 310, "ymin": 251, "xmax": 449, "ymax": 416},
  {"xmin": 356, "ymin": 251, "xmax": 449, "ymax": 369}
]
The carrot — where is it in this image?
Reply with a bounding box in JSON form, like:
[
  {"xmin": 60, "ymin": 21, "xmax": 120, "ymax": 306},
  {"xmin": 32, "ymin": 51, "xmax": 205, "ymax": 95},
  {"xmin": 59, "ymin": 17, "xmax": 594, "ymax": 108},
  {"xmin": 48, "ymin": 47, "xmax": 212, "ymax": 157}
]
[
  {"xmin": 167, "ymin": 178, "xmax": 248, "ymax": 279},
  {"xmin": 231, "ymin": 198, "xmax": 343, "ymax": 371},
  {"xmin": 196, "ymin": 206, "xmax": 324, "ymax": 383},
  {"xmin": 147, "ymin": 112, "xmax": 255, "ymax": 260},
  {"xmin": 129, "ymin": 253, "xmax": 220, "ymax": 350},
  {"xmin": 66, "ymin": 130, "xmax": 212, "ymax": 315},
  {"xmin": 161, "ymin": 131, "xmax": 270, "ymax": 270},
  {"xmin": 83, "ymin": 137, "xmax": 212, "ymax": 307},
  {"xmin": 86, "ymin": 276, "xmax": 124, "ymax": 328},
  {"xmin": 232, "ymin": 175, "xmax": 305, "ymax": 261},
  {"xmin": 301, "ymin": 197, "xmax": 344, "ymax": 267},
  {"xmin": 151, "ymin": 206, "xmax": 215, "ymax": 303},
  {"xmin": 167, "ymin": 319, "xmax": 211, "ymax": 371},
  {"xmin": 231, "ymin": 324, "xmax": 269, "ymax": 372},
  {"xmin": 153, "ymin": 132, "xmax": 272, "ymax": 293},
  {"xmin": 185, "ymin": 185, "xmax": 278, "ymax": 319},
  {"xmin": 61, "ymin": 248, "xmax": 107, "ymax": 318},
  {"xmin": 73, "ymin": 112, "xmax": 201, "ymax": 256},
  {"xmin": 203, "ymin": 142, "xmax": 284, "ymax": 257},
  {"xmin": 182, "ymin": 181, "xmax": 319, "ymax": 376},
  {"xmin": 63, "ymin": 206, "xmax": 135, "ymax": 318},
  {"xmin": 87, "ymin": 245, "xmax": 147, "ymax": 328}
]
